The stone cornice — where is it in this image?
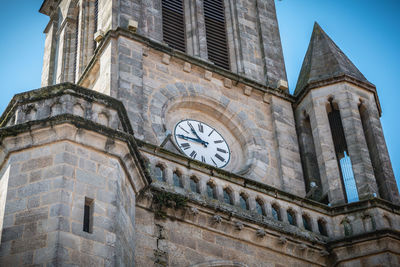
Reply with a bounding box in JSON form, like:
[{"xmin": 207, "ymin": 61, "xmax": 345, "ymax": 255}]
[
  {"xmin": 39, "ymin": 0, "xmax": 60, "ymax": 16},
  {"xmin": 77, "ymin": 27, "xmax": 296, "ymax": 103},
  {"xmin": 0, "ymin": 83, "xmax": 151, "ymax": 191},
  {"xmin": 137, "ymin": 139, "xmax": 400, "ymax": 216},
  {"xmin": 147, "ymin": 183, "xmax": 329, "ymax": 246},
  {"xmin": 294, "ymin": 74, "xmax": 382, "ymax": 116}
]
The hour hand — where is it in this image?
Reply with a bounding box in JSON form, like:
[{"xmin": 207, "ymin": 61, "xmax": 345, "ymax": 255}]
[{"xmin": 177, "ymin": 134, "xmax": 208, "ymax": 147}]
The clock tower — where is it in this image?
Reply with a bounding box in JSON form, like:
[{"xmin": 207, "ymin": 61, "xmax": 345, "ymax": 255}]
[{"xmin": 0, "ymin": 0, "xmax": 399, "ymax": 266}]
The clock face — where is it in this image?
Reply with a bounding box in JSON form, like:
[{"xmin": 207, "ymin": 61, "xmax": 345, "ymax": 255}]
[{"xmin": 174, "ymin": 119, "xmax": 231, "ymax": 168}]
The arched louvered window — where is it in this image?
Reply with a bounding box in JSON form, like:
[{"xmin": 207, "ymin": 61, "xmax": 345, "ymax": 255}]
[
  {"xmin": 161, "ymin": 0, "xmax": 186, "ymax": 52},
  {"xmin": 327, "ymin": 100, "xmax": 359, "ymax": 203},
  {"xmin": 203, "ymin": 0, "xmax": 230, "ymax": 70}
]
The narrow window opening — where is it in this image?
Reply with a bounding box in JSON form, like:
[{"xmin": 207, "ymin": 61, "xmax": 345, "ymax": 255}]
[
  {"xmin": 318, "ymin": 219, "xmax": 328, "ymax": 236},
  {"xmin": 223, "ymin": 188, "xmax": 233, "ymax": 205},
  {"xmin": 93, "ymin": 0, "xmax": 99, "ymax": 50},
  {"xmin": 272, "ymin": 204, "xmax": 280, "ymax": 221},
  {"xmin": 287, "ymin": 210, "xmax": 296, "ymax": 226},
  {"xmin": 203, "ymin": 0, "xmax": 230, "ymax": 70},
  {"xmin": 207, "ymin": 182, "xmax": 217, "ymax": 199},
  {"xmin": 161, "ymin": 0, "xmax": 186, "ymax": 52},
  {"xmin": 239, "ymin": 194, "xmax": 248, "ymax": 210},
  {"xmin": 327, "ymin": 100, "xmax": 359, "ymax": 203},
  {"xmin": 302, "ymin": 215, "xmax": 312, "ymax": 231},
  {"xmin": 343, "ymin": 221, "xmax": 352, "ymax": 236},
  {"xmin": 255, "ymin": 199, "xmax": 265, "ymax": 216},
  {"xmin": 83, "ymin": 197, "xmax": 94, "ymax": 233},
  {"xmin": 190, "ymin": 177, "xmax": 200, "ymax": 193},
  {"xmin": 173, "ymin": 171, "xmax": 183, "ymax": 188},
  {"xmin": 154, "ymin": 165, "xmax": 165, "ymax": 182},
  {"xmin": 73, "ymin": 11, "xmax": 79, "ymax": 82},
  {"xmin": 52, "ymin": 9, "xmax": 63, "ymax": 85}
]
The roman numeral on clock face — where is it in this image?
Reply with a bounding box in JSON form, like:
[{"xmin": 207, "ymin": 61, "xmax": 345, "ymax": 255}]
[
  {"xmin": 217, "ymin": 148, "xmax": 227, "ymax": 154},
  {"xmin": 198, "ymin": 123, "xmax": 204, "ymax": 133},
  {"xmin": 215, "ymin": 153, "xmax": 225, "ymax": 162},
  {"xmin": 201, "ymin": 156, "xmax": 206, "ymax": 163},
  {"xmin": 180, "ymin": 143, "xmax": 191, "ymax": 150},
  {"xmin": 190, "ymin": 151, "xmax": 197, "ymax": 159}
]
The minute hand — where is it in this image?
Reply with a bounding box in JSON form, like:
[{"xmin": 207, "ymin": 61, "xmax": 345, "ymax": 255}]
[
  {"xmin": 177, "ymin": 135, "xmax": 209, "ymax": 146},
  {"xmin": 187, "ymin": 122, "xmax": 203, "ymax": 141}
]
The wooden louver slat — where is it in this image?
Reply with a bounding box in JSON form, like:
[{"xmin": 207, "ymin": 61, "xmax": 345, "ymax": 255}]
[
  {"xmin": 204, "ymin": 0, "xmax": 230, "ymax": 70},
  {"xmin": 162, "ymin": 0, "xmax": 186, "ymax": 52}
]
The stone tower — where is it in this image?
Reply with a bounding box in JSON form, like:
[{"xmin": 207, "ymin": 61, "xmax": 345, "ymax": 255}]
[{"xmin": 0, "ymin": 0, "xmax": 398, "ymax": 266}]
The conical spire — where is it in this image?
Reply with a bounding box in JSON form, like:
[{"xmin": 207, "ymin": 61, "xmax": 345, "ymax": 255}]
[{"xmin": 294, "ymin": 22, "xmax": 372, "ymax": 95}]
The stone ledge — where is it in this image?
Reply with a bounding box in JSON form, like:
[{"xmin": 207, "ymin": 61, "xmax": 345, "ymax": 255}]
[
  {"xmin": 77, "ymin": 27, "xmax": 295, "ymax": 103},
  {"xmin": 138, "ymin": 140, "xmax": 400, "ymax": 216},
  {"xmin": 0, "ymin": 118, "xmax": 150, "ymax": 193},
  {"xmin": 294, "ymin": 75, "xmax": 382, "ymax": 116},
  {"xmin": 0, "ymin": 83, "xmax": 133, "ymax": 135},
  {"xmin": 145, "ymin": 183, "xmax": 328, "ymax": 245}
]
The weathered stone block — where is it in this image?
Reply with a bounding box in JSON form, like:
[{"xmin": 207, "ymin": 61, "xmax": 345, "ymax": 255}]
[
  {"xmin": 76, "ymin": 169, "xmax": 106, "ymax": 187},
  {"xmin": 10, "ymin": 234, "xmax": 47, "ymax": 254},
  {"xmin": 15, "ymin": 207, "xmax": 48, "ymax": 225},
  {"xmin": 20, "ymin": 156, "xmax": 53, "ymax": 172}
]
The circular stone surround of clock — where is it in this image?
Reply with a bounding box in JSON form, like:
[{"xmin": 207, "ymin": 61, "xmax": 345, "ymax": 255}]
[{"xmin": 174, "ymin": 119, "xmax": 231, "ymax": 168}]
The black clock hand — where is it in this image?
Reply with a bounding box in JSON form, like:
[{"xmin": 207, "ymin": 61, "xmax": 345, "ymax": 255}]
[
  {"xmin": 187, "ymin": 122, "xmax": 203, "ymax": 141},
  {"xmin": 177, "ymin": 134, "xmax": 209, "ymax": 146}
]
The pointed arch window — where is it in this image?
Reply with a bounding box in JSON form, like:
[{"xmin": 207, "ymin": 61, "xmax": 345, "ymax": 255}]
[{"xmin": 327, "ymin": 99, "xmax": 359, "ymax": 203}]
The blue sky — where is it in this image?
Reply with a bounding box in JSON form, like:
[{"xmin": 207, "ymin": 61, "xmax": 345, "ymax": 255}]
[{"xmin": 0, "ymin": 0, "xmax": 399, "ymax": 192}]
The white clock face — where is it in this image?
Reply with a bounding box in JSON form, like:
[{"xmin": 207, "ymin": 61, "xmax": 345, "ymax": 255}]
[{"xmin": 174, "ymin": 119, "xmax": 231, "ymax": 168}]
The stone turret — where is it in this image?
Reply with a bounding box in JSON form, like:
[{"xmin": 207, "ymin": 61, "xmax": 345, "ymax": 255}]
[
  {"xmin": 295, "ymin": 23, "xmax": 399, "ymax": 205},
  {"xmin": 0, "ymin": 83, "xmax": 150, "ymax": 265}
]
